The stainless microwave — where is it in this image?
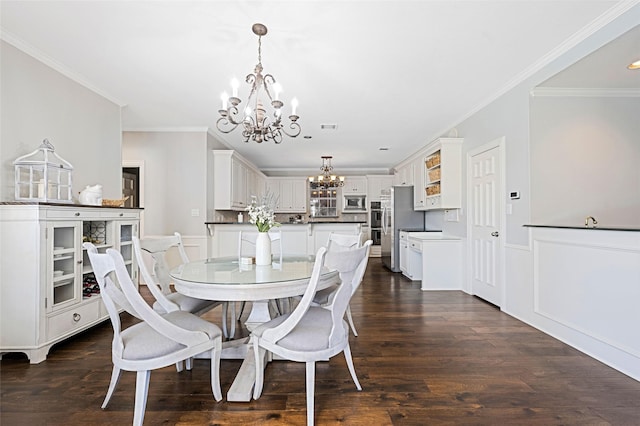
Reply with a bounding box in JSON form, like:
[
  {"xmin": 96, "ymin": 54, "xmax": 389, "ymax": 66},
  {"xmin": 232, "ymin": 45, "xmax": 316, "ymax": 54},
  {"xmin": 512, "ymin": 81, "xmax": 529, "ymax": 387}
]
[{"xmin": 343, "ymin": 194, "xmax": 367, "ymax": 211}]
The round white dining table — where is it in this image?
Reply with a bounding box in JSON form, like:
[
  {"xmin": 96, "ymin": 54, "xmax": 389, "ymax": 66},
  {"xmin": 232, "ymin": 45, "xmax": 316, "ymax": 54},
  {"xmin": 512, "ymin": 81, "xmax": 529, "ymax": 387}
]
[
  {"xmin": 170, "ymin": 256, "xmax": 340, "ymax": 402},
  {"xmin": 170, "ymin": 255, "xmax": 339, "ymax": 303}
]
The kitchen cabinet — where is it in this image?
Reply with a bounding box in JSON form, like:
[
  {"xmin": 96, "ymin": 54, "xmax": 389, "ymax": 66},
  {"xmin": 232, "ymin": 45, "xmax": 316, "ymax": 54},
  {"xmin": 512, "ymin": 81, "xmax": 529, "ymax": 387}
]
[
  {"xmin": 393, "ymin": 161, "xmax": 413, "ymax": 186},
  {"xmin": 342, "ymin": 176, "xmax": 367, "ymax": 195},
  {"xmin": 412, "ymin": 156, "xmax": 427, "ymax": 209},
  {"xmin": 399, "ymin": 231, "xmax": 422, "ymax": 280},
  {"xmin": 213, "ymin": 150, "xmax": 266, "ymax": 211},
  {"xmin": 0, "ymin": 204, "xmax": 140, "ymax": 363},
  {"xmin": 422, "ymin": 137, "xmax": 463, "ymax": 210},
  {"xmin": 419, "ymin": 237, "xmax": 462, "ymax": 290},
  {"xmin": 399, "ymin": 231, "xmax": 410, "ymax": 277},
  {"xmin": 366, "ymin": 175, "xmax": 394, "ymax": 202},
  {"xmin": 267, "ymin": 177, "xmax": 307, "ymax": 213},
  {"xmin": 246, "ymin": 168, "xmax": 266, "ymax": 203}
]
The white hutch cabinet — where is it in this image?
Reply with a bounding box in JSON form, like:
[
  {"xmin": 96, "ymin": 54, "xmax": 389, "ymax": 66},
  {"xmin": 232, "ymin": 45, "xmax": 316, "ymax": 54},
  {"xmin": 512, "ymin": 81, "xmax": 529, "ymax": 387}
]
[{"xmin": 0, "ymin": 204, "xmax": 140, "ymax": 363}]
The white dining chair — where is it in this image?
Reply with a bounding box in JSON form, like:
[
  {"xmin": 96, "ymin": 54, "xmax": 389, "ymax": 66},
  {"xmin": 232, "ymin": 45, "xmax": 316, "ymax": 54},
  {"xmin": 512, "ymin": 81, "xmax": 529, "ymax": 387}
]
[
  {"xmin": 314, "ymin": 240, "xmax": 372, "ymax": 337},
  {"xmin": 84, "ymin": 243, "xmax": 222, "ymax": 426},
  {"xmin": 326, "ymin": 231, "xmax": 362, "ymax": 252},
  {"xmin": 133, "ymin": 233, "xmax": 232, "ymax": 341},
  {"xmin": 236, "ymin": 229, "xmax": 284, "ymax": 319},
  {"xmin": 251, "ymin": 245, "xmax": 369, "ymax": 426}
]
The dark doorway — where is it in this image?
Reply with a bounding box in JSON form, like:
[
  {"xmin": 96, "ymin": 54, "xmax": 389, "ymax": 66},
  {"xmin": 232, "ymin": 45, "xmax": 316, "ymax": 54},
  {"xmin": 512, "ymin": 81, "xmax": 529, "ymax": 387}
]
[{"xmin": 122, "ymin": 167, "xmax": 139, "ymax": 208}]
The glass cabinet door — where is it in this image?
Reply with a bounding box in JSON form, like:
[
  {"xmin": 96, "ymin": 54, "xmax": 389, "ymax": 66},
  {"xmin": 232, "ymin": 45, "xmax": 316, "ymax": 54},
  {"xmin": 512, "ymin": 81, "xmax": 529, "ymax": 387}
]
[
  {"xmin": 48, "ymin": 221, "xmax": 81, "ymax": 311},
  {"xmin": 115, "ymin": 220, "xmax": 138, "ymax": 282}
]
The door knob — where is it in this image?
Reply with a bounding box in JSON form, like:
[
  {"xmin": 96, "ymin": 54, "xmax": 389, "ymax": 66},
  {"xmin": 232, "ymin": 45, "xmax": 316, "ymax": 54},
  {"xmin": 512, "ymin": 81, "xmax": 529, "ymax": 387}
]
[{"xmin": 491, "ymin": 231, "xmax": 499, "ymax": 237}]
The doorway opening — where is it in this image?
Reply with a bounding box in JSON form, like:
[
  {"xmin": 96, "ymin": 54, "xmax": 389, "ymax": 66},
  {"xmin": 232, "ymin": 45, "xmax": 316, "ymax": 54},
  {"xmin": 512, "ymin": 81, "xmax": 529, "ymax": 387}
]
[{"xmin": 122, "ymin": 167, "xmax": 140, "ymax": 208}]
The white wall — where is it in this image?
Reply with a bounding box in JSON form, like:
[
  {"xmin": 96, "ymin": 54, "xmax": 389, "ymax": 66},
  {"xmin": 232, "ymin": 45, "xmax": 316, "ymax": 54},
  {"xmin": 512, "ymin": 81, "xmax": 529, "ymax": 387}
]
[
  {"xmin": 0, "ymin": 41, "xmax": 122, "ymax": 201},
  {"xmin": 422, "ymin": 6, "xmax": 640, "ymax": 380},
  {"xmin": 122, "ymin": 131, "xmax": 210, "ymax": 237},
  {"xmin": 425, "ymin": 6, "xmax": 640, "ymax": 246},
  {"xmin": 530, "ymin": 95, "xmax": 640, "ymax": 227}
]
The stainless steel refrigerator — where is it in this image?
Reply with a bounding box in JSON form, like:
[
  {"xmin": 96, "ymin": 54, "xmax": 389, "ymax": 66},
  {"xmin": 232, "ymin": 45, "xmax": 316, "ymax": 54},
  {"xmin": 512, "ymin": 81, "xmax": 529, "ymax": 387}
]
[{"xmin": 381, "ymin": 186, "xmax": 424, "ymax": 272}]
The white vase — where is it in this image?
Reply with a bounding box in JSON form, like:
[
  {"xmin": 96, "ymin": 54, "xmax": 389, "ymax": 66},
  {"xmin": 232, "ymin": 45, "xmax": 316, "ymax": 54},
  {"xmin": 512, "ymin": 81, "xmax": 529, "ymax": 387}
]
[{"xmin": 255, "ymin": 232, "xmax": 272, "ymax": 266}]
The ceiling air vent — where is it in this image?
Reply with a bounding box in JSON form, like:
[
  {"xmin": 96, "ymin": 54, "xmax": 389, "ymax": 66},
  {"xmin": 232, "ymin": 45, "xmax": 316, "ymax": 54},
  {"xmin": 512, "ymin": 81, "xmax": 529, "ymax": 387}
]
[{"xmin": 320, "ymin": 124, "xmax": 338, "ymax": 130}]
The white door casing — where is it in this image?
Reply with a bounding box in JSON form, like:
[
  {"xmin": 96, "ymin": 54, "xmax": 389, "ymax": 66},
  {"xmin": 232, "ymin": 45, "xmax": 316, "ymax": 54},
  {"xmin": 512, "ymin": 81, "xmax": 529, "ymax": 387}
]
[
  {"xmin": 122, "ymin": 160, "xmax": 145, "ymax": 238},
  {"xmin": 467, "ymin": 138, "xmax": 504, "ymax": 306}
]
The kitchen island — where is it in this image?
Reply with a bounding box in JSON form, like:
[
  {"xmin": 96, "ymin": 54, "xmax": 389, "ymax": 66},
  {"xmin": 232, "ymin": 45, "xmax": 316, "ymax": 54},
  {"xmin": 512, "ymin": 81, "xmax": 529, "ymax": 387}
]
[{"xmin": 206, "ymin": 221, "xmax": 366, "ymax": 258}]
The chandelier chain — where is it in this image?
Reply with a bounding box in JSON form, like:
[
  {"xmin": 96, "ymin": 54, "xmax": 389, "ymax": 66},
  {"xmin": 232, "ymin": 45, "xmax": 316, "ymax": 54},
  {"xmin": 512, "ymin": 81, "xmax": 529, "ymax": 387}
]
[{"xmin": 257, "ymin": 35, "xmax": 262, "ymax": 65}]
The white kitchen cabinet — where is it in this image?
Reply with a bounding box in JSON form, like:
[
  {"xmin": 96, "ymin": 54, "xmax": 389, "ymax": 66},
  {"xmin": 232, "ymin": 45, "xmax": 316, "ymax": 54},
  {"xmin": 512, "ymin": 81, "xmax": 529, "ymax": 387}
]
[
  {"xmin": 407, "ymin": 238, "xmax": 423, "ymax": 281},
  {"xmin": 412, "ymin": 155, "xmax": 427, "ymax": 210},
  {"xmin": 0, "ymin": 204, "xmax": 140, "ymax": 363},
  {"xmin": 399, "ymin": 231, "xmax": 410, "ymax": 277},
  {"xmin": 419, "ymin": 238, "xmax": 462, "ymax": 290},
  {"xmin": 342, "ymin": 176, "xmax": 367, "ymax": 195},
  {"xmin": 367, "ymin": 175, "xmax": 394, "ymax": 202},
  {"xmin": 422, "ymin": 137, "xmax": 463, "ymax": 210},
  {"xmin": 213, "ymin": 150, "xmax": 266, "ymax": 211},
  {"xmin": 267, "ymin": 177, "xmax": 307, "ymax": 213},
  {"xmin": 399, "ymin": 231, "xmax": 422, "ymax": 280},
  {"xmin": 246, "ymin": 167, "xmax": 266, "ymax": 202},
  {"xmin": 393, "ymin": 161, "xmax": 413, "ymax": 186}
]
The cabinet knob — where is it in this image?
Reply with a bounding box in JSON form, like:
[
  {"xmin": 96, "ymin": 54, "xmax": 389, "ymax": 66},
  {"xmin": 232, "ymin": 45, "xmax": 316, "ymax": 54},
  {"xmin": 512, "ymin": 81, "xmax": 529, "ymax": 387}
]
[
  {"xmin": 75, "ymin": 212, "xmax": 80, "ymax": 216},
  {"xmin": 72, "ymin": 313, "xmax": 81, "ymax": 322},
  {"xmin": 491, "ymin": 231, "xmax": 499, "ymax": 237},
  {"xmin": 119, "ymin": 213, "xmax": 124, "ymax": 217}
]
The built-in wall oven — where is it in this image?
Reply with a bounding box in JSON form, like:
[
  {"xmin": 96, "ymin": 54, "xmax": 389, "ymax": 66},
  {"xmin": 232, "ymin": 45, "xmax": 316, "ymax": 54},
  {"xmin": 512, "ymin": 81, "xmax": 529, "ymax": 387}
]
[{"xmin": 370, "ymin": 201, "xmax": 382, "ymax": 246}]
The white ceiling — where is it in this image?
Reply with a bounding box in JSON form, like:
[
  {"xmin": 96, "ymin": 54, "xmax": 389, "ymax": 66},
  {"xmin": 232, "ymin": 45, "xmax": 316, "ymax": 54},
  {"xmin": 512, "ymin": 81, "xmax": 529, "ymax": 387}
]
[{"xmin": 0, "ymin": 1, "xmax": 632, "ymax": 175}]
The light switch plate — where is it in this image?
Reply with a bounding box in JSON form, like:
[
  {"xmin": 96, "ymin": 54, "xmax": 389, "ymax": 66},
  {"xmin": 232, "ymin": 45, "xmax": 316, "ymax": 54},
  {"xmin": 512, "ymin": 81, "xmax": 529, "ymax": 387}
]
[{"xmin": 444, "ymin": 209, "xmax": 459, "ymax": 222}]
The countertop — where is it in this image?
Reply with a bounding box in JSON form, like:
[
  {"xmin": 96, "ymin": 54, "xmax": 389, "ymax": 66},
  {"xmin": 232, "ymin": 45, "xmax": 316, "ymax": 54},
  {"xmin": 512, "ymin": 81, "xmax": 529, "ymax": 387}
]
[
  {"xmin": 0, "ymin": 201, "xmax": 143, "ymax": 209},
  {"xmin": 205, "ymin": 220, "xmax": 367, "ymax": 225},
  {"xmin": 405, "ymin": 231, "xmax": 461, "ymax": 241},
  {"xmin": 524, "ymin": 224, "xmax": 640, "ymax": 232}
]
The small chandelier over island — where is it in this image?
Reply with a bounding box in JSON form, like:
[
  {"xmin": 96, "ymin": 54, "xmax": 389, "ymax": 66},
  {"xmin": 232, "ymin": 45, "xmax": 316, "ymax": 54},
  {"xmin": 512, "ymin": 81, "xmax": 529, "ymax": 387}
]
[
  {"xmin": 216, "ymin": 23, "xmax": 301, "ymax": 144},
  {"xmin": 309, "ymin": 156, "xmax": 345, "ymax": 189}
]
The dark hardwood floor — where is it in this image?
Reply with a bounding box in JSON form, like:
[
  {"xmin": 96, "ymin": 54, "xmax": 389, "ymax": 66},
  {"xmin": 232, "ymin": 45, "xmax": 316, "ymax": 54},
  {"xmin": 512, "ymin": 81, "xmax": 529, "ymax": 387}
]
[{"xmin": 2, "ymin": 258, "xmax": 640, "ymax": 425}]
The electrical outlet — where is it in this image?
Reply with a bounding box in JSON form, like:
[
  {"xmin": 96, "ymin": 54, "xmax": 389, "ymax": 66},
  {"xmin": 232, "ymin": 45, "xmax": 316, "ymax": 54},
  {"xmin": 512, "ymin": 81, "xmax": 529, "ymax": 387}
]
[{"xmin": 191, "ymin": 209, "xmax": 200, "ymax": 217}]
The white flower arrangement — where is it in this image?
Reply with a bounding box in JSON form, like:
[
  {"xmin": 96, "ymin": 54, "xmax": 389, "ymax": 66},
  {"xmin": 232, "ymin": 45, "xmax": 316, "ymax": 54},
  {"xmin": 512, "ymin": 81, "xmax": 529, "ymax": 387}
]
[{"xmin": 246, "ymin": 192, "xmax": 280, "ymax": 232}]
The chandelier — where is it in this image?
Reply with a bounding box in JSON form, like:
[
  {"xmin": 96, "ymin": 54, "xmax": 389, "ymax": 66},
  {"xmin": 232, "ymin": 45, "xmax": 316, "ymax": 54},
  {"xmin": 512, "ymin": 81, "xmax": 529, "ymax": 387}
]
[
  {"xmin": 216, "ymin": 23, "xmax": 301, "ymax": 144},
  {"xmin": 309, "ymin": 156, "xmax": 345, "ymax": 188}
]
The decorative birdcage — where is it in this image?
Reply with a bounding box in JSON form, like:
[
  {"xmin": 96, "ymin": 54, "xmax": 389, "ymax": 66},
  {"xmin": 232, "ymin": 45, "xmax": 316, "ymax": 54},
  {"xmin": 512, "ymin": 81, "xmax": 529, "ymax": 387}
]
[{"xmin": 14, "ymin": 139, "xmax": 73, "ymax": 203}]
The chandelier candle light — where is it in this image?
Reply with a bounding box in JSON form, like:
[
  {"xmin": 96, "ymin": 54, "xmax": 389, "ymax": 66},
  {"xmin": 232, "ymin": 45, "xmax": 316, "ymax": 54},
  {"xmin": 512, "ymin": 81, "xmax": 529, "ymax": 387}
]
[
  {"xmin": 217, "ymin": 23, "xmax": 301, "ymax": 144},
  {"xmin": 309, "ymin": 156, "xmax": 345, "ymax": 189}
]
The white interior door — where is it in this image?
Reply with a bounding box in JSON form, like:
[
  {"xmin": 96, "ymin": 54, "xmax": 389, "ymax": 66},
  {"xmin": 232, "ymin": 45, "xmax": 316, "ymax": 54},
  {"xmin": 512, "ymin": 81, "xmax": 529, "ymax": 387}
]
[{"xmin": 469, "ymin": 141, "xmax": 503, "ymax": 306}]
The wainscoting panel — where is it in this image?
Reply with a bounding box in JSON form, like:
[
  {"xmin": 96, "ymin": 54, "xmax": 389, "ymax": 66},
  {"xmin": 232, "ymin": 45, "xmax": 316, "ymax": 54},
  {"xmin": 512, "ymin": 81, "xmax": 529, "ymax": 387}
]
[{"xmin": 533, "ymin": 234, "xmax": 640, "ymax": 359}]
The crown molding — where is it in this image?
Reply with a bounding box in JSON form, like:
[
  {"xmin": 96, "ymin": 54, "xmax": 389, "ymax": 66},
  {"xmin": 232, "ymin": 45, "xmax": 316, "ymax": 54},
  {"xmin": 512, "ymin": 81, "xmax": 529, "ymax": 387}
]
[
  {"xmin": 530, "ymin": 87, "xmax": 640, "ymax": 97},
  {"xmin": 426, "ymin": 0, "xmax": 640, "ymax": 150},
  {"xmin": 122, "ymin": 126, "xmax": 209, "ymax": 133},
  {"xmin": 1, "ymin": 28, "xmax": 127, "ymax": 107}
]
